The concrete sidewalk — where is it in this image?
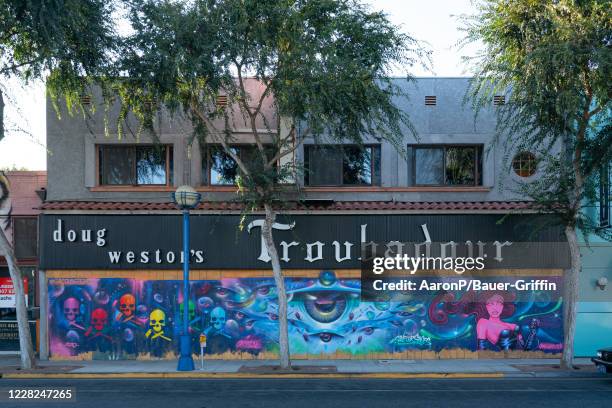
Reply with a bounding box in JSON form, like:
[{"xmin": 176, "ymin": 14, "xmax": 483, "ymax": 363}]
[{"xmin": 0, "ymin": 356, "xmax": 602, "ymax": 378}]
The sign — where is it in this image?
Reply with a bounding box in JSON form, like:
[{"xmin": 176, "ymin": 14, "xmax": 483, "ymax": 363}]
[
  {"xmin": 0, "ymin": 320, "xmax": 36, "ymax": 352},
  {"xmin": 199, "ymin": 334, "xmax": 207, "ymax": 348},
  {"xmin": 39, "ymin": 214, "xmax": 566, "ymax": 270},
  {"xmin": 0, "ymin": 277, "xmax": 28, "ymax": 308}
]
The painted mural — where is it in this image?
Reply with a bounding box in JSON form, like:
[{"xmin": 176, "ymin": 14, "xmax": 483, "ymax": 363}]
[{"xmin": 48, "ymin": 271, "xmax": 564, "ymax": 359}]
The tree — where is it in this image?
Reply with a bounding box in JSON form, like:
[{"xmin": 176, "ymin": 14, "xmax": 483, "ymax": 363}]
[
  {"xmin": 463, "ymin": 0, "xmax": 611, "ymax": 368},
  {"xmin": 113, "ymin": 0, "xmax": 427, "ymax": 368},
  {"xmin": 0, "ymin": 0, "xmax": 117, "ymax": 368}
]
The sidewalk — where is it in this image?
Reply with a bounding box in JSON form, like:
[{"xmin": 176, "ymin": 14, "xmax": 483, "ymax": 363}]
[{"xmin": 0, "ymin": 356, "xmax": 601, "ymax": 379}]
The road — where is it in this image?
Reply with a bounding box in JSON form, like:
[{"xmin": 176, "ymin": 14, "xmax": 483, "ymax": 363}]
[{"xmin": 0, "ymin": 377, "xmax": 610, "ymax": 408}]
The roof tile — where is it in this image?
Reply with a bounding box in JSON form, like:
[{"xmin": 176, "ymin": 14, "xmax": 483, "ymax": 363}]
[{"xmin": 40, "ymin": 200, "xmax": 536, "ymax": 212}]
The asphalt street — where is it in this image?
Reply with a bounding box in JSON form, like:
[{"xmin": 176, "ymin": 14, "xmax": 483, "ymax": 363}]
[{"xmin": 0, "ymin": 377, "xmax": 610, "ymax": 408}]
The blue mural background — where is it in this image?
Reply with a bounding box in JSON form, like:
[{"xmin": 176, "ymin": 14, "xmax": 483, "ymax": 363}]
[{"xmin": 48, "ymin": 271, "xmax": 563, "ymax": 359}]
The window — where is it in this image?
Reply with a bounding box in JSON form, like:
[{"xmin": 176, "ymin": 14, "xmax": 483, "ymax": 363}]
[
  {"xmin": 409, "ymin": 145, "xmax": 483, "ymax": 186},
  {"xmin": 13, "ymin": 217, "xmax": 37, "ymax": 259},
  {"xmin": 512, "ymin": 152, "xmax": 537, "ymax": 177},
  {"xmin": 98, "ymin": 145, "xmax": 173, "ymax": 186},
  {"xmin": 201, "ymin": 145, "xmax": 277, "ymax": 186},
  {"xmin": 600, "ymin": 162, "xmax": 610, "ymax": 228},
  {"xmin": 304, "ymin": 145, "xmax": 381, "ymax": 186}
]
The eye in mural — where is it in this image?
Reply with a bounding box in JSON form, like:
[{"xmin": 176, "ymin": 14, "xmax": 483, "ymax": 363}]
[
  {"xmin": 303, "ymin": 292, "xmax": 347, "ymax": 323},
  {"xmin": 48, "ymin": 273, "xmax": 564, "ymax": 360}
]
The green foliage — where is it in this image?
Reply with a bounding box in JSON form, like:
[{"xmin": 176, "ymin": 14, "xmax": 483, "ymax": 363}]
[
  {"xmin": 0, "ymin": 0, "xmax": 118, "ymax": 134},
  {"xmin": 112, "ymin": 0, "xmax": 427, "ymax": 208},
  {"xmin": 463, "ymin": 0, "xmax": 611, "ymax": 238}
]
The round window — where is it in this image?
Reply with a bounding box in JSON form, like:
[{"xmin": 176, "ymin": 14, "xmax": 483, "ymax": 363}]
[{"xmin": 512, "ymin": 152, "xmax": 537, "ymax": 177}]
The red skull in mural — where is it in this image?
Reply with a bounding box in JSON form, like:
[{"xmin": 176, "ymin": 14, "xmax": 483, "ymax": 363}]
[
  {"xmin": 91, "ymin": 308, "xmax": 108, "ymax": 331},
  {"xmin": 119, "ymin": 294, "xmax": 136, "ymax": 317}
]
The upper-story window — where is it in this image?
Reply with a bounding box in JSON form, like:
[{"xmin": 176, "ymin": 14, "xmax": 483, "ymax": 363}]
[
  {"xmin": 98, "ymin": 145, "xmax": 173, "ymax": 186},
  {"xmin": 13, "ymin": 217, "xmax": 37, "ymax": 259},
  {"xmin": 304, "ymin": 145, "xmax": 381, "ymax": 186},
  {"xmin": 201, "ymin": 145, "xmax": 277, "ymax": 186},
  {"xmin": 409, "ymin": 145, "xmax": 483, "ymax": 186}
]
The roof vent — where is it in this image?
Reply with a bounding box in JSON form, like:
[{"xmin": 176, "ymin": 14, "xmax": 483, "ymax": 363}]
[
  {"xmin": 216, "ymin": 95, "xmax": 228, "ymax": 108},
  {"xmin": 143, "ymin": 99, "xmax": 155, "ymax": 110},
  {"xmin": 493, "ymin": 95, "xmax": 506, "ymax": 106},
  {"xmin": 424, "ymin": 95, "xmax": 436, "ymax": 106}
]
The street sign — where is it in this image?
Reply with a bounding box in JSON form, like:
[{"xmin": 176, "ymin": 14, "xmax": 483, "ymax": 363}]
[{"xmin": 199, "ymin": 333, "xmax": 207, "ymax": 370}]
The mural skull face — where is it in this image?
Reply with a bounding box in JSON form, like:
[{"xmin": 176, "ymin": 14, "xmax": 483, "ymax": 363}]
[
  {"xmin": 63, "ymin": 297, "xmax": 80, "ymax": 322},
  {"xmin": 91, "ymin": 308, "xmax": 108, "ymax": 331},
  {"xmin": 149, "ymin": 309, "xmax": 166, "ymax": 333},
  {"xmin": 210, "ymin": 307, "xmax": 226, "ymax": 330},
  {"xmin": 180, "ymin": 300, "xmax": 196, "ymax": 321},
  {"xmin": 119, "ymin": 294, "xmax": 136, "ymax": 317}
]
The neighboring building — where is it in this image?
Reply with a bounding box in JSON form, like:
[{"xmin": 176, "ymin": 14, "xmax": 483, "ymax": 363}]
[
  {"xmin": 38, "ymin": 78, "xmax": 603, "ymax": 361},
  {"xmin": 575, "ymin": 162, "xmax": 612, "ymax": 356},
  {"xmin": 0, "ymin": 171, "xmax": 47, "ymax": 353}
]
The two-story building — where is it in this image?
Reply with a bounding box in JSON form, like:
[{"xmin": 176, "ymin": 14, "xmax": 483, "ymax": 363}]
[
  {"xmin": 37, "ymin": 78, "xmax": 608, "ymax": 361},
  {"xmin": 0, "ymin": 171, "xmax": 46, "ymax": 354}
]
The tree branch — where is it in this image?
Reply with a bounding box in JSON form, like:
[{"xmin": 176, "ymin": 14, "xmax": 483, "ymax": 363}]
[{"xmin": 190, "ymin": 102, "xmax": 251, "ymax": 177}]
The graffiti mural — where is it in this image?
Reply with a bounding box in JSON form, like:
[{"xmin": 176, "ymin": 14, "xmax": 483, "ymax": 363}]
[{"xmin": 48, "ymin": 272, "xmax": 564, "ymax": 359}]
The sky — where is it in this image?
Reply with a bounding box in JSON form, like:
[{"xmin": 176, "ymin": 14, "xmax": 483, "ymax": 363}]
[{"xmin": 0, "ymin": 0, "xmax": 480, "ymax": 171}]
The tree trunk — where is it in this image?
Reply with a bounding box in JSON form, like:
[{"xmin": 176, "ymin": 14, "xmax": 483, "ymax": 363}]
[
  {"xmin": 561, "ymin": 225, "xmax": 580, "ymax": 370},
  {"xmin": 0, "ymin": 226, "xmax": 36, "ymax": 369},
  {"xmin": 0, "ymin": 88, "xmax": 5, "ymax": 141},
  {"xmin": 262, "ymin": 203, "xmax": 291, "ymax": 369}
]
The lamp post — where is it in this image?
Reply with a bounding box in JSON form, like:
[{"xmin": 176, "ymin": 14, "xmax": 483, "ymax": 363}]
[{"xmin": 172, "ymin": 185, "xmax": 201, "ymax": 371}]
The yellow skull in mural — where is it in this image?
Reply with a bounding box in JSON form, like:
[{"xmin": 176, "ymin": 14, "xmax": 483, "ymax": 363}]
[{"xmin": 149, "ymin": 309, "xmax": 166, "ymax": 333}]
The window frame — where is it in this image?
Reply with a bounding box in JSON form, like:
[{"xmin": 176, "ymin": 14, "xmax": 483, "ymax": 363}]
[
  {"xmin": 96, "ymin": 144, "xmax": 173, "ymax": 187},
  {"xmin": 410, "ymin": 144, "xmax": 483, "ymax": 187},
  {"xmin": 12, "ymin": 216, "xmax": 38, "ymax": 260},
  {"xmin": 303, "ymin": 144, "xmax": 381, "ymax": 187},
  {"xmin": 201, "ymin": 144, "xmax": 279, "ymax": 186},
  {"xmin": 512, "ymin": 151, "xmax": 538, "ymax": 178}
]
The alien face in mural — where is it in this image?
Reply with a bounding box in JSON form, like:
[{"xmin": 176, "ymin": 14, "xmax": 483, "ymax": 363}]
[
  {"xmin": 119, "ymin": 294, "xmax": 136, "ymax": 318},
  {"xmin": 91, "ymin": 308, "xmax": 108, "ymax": 331},
  {"xmin": 210, "ymin": 307, "xmax": 226, "ymax": 331},
  {"xmin": 149, "ymin": 309, "xmax": 166, "ymax": 333},
  {"xmin": 179, "ymin": 300, "xmax": 196, "ymax": 321},
  {"xmin": 63, "ymin": 297, "xmax": 80, "ymax": 322}
]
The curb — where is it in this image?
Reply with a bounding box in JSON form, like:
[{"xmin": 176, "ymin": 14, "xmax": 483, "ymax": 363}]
[{"xmin": 1, "ymin": 372, "xmax": 505, "ymax": 380}]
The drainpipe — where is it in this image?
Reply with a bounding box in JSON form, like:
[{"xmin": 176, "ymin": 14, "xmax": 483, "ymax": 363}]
[{"xmin": 38, "ymin": 269, "xmax": 48, "ymax": 360}]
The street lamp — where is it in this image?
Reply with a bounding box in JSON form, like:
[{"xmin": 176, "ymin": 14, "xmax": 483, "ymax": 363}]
[{"xmin": 172, "ymin": 185, "xmax": 201, "ymax": 371}]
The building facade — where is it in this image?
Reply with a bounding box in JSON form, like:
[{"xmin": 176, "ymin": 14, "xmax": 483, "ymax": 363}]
[
  {"xmin": 39, "ymin": 78, "xmax": 609, "ymax": 361},
  {"xmin": 0, "ymin": 171, "xmax": 47, "ymax": 353}
]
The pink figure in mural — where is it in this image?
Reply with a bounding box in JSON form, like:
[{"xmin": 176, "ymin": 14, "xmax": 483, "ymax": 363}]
[
  {"xmin": 476, "ymin": 293, "xmax": 519, "ymax": 350},
  {"xmin": 63, "ymin": 297, "xmax": 85, "ymax": 331}
]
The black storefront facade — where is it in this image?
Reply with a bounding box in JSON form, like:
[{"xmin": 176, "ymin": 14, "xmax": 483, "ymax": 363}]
[{"xmin": 38, "ymin": 209, "xmax": 567, "ymax": 360}]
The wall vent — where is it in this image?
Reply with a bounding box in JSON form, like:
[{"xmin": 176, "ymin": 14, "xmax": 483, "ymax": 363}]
[
  {"xmin": 80, "ymin": 95, "xmax": 92, "ymax": 105},
  {"xmin": 216, "ymin": 95, "xmax": 228, "ymax": 107},
  {"xmin": 493, "ymin": 95, "xmax": 506, "ymax": 106},
  {"xmin": 424, "ymin": 95, "xmax": 437, "ymax": 106},
  {"xmin": 143, "ymin": 99, "xmax": 155, "ymax": 110}
]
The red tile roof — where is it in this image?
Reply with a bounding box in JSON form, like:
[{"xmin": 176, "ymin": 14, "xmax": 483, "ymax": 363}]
[
  {"xmin": 40, "ymin": 200, "xmax": 536, "ymax": 212},
  {"xmin": 4, "ymin": 171, "xmax": 47, "ymax": 216}
]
